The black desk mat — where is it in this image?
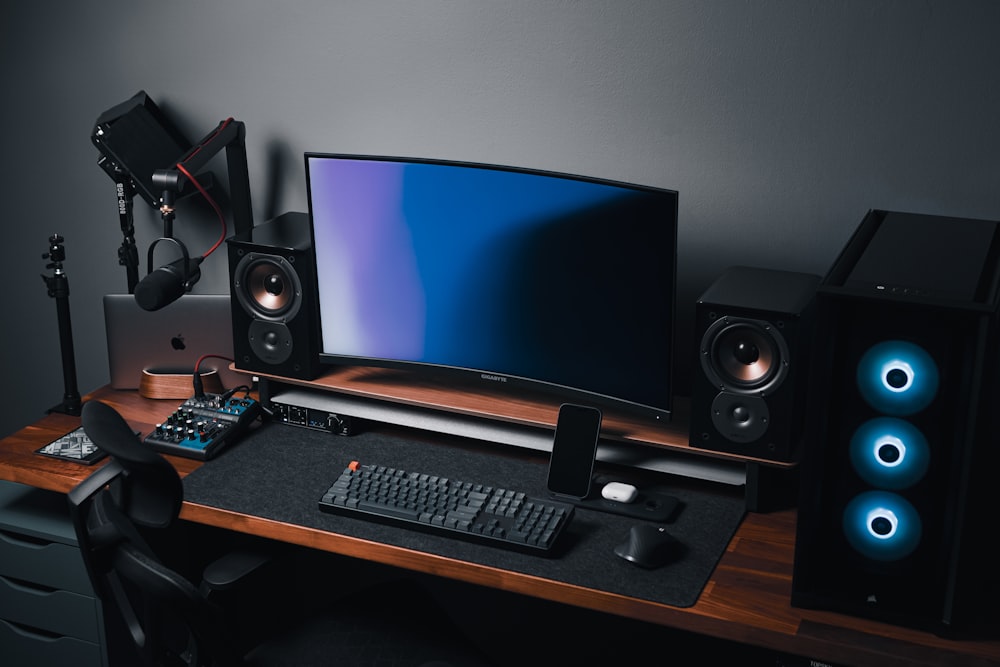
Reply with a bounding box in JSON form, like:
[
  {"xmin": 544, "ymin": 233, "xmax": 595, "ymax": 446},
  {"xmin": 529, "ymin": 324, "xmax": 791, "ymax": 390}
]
[{"xmin": 181, "ymin": 422, "xmax": 745, "ymax": 608}]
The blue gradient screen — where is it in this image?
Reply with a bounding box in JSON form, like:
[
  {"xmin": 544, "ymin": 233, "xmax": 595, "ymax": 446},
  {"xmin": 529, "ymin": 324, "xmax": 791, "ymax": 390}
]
[{"xmin": 306, "ymin": 154, "xmax": 677, "ymax": 417}]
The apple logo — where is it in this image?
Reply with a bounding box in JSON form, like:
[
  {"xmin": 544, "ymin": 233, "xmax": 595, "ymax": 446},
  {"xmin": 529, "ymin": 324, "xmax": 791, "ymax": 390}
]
[{"xmin": 170, "ymin": 333, "xmax": 186, "ymax": 351}]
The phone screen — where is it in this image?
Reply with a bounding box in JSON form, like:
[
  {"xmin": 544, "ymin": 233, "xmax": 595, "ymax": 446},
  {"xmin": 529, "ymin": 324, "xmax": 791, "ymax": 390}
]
[{"xmin": 546, "ymin": 403, "xmax": 603, "ymax": 499}]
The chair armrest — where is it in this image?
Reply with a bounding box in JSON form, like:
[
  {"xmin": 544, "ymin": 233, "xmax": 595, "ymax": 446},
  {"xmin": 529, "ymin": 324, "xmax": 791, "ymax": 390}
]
[{"xmin": 200, "ymin": 549, "xmax": 273, "ymax": 592}]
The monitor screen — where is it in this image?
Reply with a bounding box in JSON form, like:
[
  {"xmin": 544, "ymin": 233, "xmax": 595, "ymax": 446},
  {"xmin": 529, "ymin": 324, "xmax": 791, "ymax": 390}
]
[{"xmin": 305, "ymin": 153, "xmax": 678, "ymax": 422}]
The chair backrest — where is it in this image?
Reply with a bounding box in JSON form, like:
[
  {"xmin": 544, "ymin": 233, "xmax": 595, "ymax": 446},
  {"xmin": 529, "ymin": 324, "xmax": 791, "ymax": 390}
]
[{"xmin": 69, "ymin": 400, "xmax": 239, "ymax": 667}]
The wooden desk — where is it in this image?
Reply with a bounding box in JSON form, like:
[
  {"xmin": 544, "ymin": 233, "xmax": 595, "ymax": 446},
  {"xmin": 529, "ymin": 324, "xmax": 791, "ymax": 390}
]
[{"xmin": 1, "ymin": 386, "xmax": 997, "ymax": 667}]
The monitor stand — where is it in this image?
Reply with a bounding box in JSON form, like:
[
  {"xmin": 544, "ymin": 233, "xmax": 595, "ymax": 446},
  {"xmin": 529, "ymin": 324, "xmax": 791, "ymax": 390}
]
[{"xmin": 251, "ymin": 367, "xmax": 800, "ymax": 511}]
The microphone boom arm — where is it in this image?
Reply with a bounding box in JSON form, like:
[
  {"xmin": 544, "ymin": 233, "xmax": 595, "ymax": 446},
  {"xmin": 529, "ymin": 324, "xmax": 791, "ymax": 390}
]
[
  {"xmin": 152, "ymin": 118, "xmax": 254, "ymax": 238},
  {"xmin": 135, "ymin": 117, "xmax": 255, "ymax": 311}
]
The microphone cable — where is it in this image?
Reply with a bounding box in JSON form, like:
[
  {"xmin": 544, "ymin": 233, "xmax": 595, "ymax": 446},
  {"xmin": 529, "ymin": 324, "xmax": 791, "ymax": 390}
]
[
  {"xmin": 172, "ymin": 117, "xmax": 235, "ymax": 261},
  {"xmin": 192, "ymin": 353, "xmax": 235, "ymax": 399}
]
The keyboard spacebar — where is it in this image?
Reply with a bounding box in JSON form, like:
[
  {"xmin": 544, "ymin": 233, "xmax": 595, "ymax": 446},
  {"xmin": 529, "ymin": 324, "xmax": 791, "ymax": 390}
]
[{"xmin": 357, "ymin": 500, "xmax": 421, "ymax": 521}]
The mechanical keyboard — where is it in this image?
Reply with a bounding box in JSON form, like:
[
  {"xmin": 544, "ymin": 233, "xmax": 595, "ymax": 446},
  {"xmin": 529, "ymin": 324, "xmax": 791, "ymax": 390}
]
[{"xmin": 319, "ymin": 461, "xmax": 575, "ymax": 556}]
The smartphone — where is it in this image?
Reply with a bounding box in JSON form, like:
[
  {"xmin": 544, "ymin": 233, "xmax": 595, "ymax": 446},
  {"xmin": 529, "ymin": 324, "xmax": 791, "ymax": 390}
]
[{"xmin": 546, "ymin": 403, "xmax": 603, "ymax": 499}]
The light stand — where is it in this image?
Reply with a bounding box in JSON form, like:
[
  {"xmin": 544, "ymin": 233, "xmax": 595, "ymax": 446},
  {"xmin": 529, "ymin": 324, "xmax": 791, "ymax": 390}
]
[
  {"xmin": 41, "ymin": 234, "xmax": 82, "ymax": 416},
  {"xmin": 114, "ymin": 170, "xmax": 140, "ymax": 293}
]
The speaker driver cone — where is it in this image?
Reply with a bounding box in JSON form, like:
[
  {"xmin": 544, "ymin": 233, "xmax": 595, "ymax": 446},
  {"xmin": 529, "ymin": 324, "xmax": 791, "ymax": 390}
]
[
  {"xmin": 701, "ymin": 317, "xmax": 789, "ymax": 393},
  {"xmin": 249, "ymin": 265, "xmax": 291, "ymax": 312},
  {"xmin": 234, "ymin": 253, "xmax": 303, "ymax": 321}
]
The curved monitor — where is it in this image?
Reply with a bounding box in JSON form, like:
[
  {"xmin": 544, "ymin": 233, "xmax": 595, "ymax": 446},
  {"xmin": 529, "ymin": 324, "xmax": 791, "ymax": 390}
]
[{"xmin": 305, "ymin": 153, "xmax": 678, "ymax": 422}]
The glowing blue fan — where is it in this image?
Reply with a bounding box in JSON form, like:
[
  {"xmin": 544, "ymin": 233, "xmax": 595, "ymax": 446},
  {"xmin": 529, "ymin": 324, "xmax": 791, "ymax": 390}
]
[
  {"xmin": 849, "ymin": 417, "xmax": 930, "ymax": 490},
  {"xmin": 842, "ymin": 491, "xmax": 922, "ymax": 561},
  {"xmin": 856, "ymin": 340, "xmax": 938, "ymax": 416}
]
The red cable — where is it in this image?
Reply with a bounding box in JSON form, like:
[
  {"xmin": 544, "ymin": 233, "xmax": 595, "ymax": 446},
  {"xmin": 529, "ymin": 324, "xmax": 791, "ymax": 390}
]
[
  {"xmin": 194, "ymin": 353, "xmax": 235, "ymax": 374},
  {"xmin": 192, "ymin": 353, "xmax": 236, "ymax": 399},
  {"xmin": 174, "ymin": 117, "xmax": 237, "ymax": 259},
  {"xmin": 175, "ymin": 162, "xmax": 227, "ymax": 257}
]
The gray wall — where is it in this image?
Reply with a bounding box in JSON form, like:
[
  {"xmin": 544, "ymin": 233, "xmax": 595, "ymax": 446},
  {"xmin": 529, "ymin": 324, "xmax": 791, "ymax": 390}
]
[{"xmin": 2, "ymin": 1, "xmax": 998, "ymax": 439}]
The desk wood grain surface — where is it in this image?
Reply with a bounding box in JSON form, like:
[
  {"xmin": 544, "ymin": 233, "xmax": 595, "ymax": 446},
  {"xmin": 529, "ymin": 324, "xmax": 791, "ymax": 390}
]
[{"xmin": 0, "ymin": 385, "xmax": 997, "ymax": 667}]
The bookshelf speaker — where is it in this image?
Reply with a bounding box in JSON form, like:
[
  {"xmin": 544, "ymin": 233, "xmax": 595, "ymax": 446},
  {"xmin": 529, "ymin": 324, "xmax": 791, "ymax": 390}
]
[
  {"xmin": 689, "ymin": 266, "xmax": 819, "ymax": 463},
  {"xmin": 227, "ymin": 212, "xmax": 320, "ymax": 380}
]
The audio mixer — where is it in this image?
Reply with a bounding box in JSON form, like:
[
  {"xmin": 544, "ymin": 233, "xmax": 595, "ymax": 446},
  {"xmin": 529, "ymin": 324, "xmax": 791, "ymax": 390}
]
[{"xmin": 144, "ymin": 393, "xmax": 261, "ymax": 460}]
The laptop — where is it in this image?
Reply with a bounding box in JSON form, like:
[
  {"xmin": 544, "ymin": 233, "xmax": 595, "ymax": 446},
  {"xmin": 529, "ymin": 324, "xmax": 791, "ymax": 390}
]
[{"xmin": 104, "ymin": 293, "xmax": 246, "ymax": 390}]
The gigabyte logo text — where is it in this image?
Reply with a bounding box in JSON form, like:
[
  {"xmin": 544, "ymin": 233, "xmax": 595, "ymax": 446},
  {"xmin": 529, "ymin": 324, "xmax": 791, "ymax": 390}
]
[{"xmin": 481, "ymin": 373, "xmax": 507, "ymax": 383}]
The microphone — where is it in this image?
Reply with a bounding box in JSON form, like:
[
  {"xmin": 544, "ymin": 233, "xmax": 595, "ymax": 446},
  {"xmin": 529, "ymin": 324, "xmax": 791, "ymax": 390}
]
[{"xmin": 134, "ymin": 255, "xmax": 203, "ymax": 311}]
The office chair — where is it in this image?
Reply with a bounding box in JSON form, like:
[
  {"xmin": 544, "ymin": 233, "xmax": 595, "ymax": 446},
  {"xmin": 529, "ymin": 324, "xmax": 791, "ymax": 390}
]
[{"xmin": 69, "ymin": 399, "xmax": 494, "ymax": 667}]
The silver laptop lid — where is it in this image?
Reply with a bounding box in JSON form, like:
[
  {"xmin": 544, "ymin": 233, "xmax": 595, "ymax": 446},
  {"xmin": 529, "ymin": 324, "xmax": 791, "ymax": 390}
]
[{"xmin": 104, "ymin": 293, "xmax": 245, "ymax": 390}]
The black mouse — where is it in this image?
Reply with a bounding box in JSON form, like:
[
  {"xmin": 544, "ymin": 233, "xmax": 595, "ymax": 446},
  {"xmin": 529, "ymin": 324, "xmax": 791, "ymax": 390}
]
[{"xmin": 614, "ymin": 524, "xmax": 682, "ymax": 569}]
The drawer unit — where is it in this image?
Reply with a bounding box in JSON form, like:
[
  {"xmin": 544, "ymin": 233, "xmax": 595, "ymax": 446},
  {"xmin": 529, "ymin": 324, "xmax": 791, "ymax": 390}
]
[
  {"xmin": 0, "ymin": 617, "xmax": 104, "ymax": 667},
  {"xmin": 0, "ymin": 481, "xmax": 107, "ymax": 667}
]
